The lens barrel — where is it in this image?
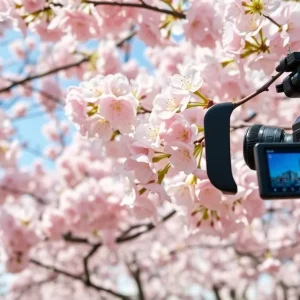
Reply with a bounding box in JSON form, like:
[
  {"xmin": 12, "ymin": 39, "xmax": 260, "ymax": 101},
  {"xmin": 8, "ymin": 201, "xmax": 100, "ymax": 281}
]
[{"xmin": 243, "ymin": 125, "xmax": 292, "ymax": 170}]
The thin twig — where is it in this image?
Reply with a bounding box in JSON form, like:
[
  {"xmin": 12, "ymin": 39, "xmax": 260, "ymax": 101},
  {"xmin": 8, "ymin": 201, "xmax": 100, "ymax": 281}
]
[
  {"xmin": 116, "ymin": 210, "xmax": 176, "ymax": 243},
  {"xmin": 126, "ymin": 257, "xmax": 145, "ymax": 300},
  {"xmin": 64, "ymin": 210, "xmax": 176, "ymax": 246},
  {"xmin": 233, "ymin": 72, "xmax": 284, "ymax": 108},
  {"xmin": 30, "ymin": 259, "xmax": 131, "ymax": 300},
  {"xmin": 0, "ymin": 57, "xmax": 89, "ymax": 94},
  {"xmin": 86, "ymin": 1, "xmax": 186, "ymax": 19},
  {"xmin": 263, "ymin": 14, "xmax": 282, "ymax": 29},
  {"xmin": 0, "ymin": 185, "xmax": 47, "ymax": 204},
  {"xmin": 117, "ymin": 30, "xmax": 138, "ymax": 48},
  {"xmin": 212, "ymin": 285, "xmax": 222, "ymax": 300},
  {"xmin": 24, "ymin": 85, "xmax": 64, "ymax": 105},
  {"xmin": 83, "ymin": 244, "xmax": 100, "ymax": 285}
]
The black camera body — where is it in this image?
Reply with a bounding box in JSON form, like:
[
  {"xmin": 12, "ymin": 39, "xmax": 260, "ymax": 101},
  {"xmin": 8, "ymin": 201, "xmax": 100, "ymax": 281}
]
[{"xmin": 204, "ymin": 52, "xmax": 300, "ymax": 199}]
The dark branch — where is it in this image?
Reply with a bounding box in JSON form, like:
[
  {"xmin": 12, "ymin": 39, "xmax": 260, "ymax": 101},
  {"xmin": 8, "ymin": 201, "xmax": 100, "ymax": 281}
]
[
  {"xmin": 279, "ymin": 281, "xmax": 288, "ymax": 300},
  {"xmin": 0, "ymin": 185, "xmax": 47, "ymax": 204},
  {"xmin": 86, "ymin": 1, "xmax": 186, "ymax": 19},
  {"xmin": 30, "ymin": 259, "xmax": 131, "ymax": 300},
  {"xmin": 116, "ymin": 210, "xmax": 176, "ymax": 243},
  {"xmin": 0, "ymin": 57, "xmax": 89, "ymax": 94},
  {"xmin": 116, "ymin": 30, "xmax": 138, "ymax": 48},
  {"xmin": 127, "ymin": 258, "xmax": 145, "ymax": 300},
  {"xmin": 212, "ymin": 285, "xmax": 222, "ymax": 300},
  {"xmin": 233, "ymin": 72, "xmax": 284, "ymax": 108},
  {"xmin": 263, "ymin": 14, "xmax": 282, "ymax": 29},
  {"xmin": 65, "ymin": 210, "xmax": 176, "ymax": 246},
  {"xmin": 83, "ymin": 244, "xmax": 100, "ymax": 285}
]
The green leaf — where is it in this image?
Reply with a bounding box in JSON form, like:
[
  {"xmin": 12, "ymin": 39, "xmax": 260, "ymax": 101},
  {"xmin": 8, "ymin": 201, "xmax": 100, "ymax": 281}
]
[
  {"xmin": 197, "ymin": 126, "xmax": 204, "ymax": 133},
  {"xmin": 221, "ymin": 59, "xmax": 234, "ymax": 68},
  {"xmin": 152, "ymin": 154, "xmax": 171, "ymax": 163},
  {"xmin": 158, "ymin": 163, "xmax": 171, "ymax": 184},
  {"xmin": 139, "ymin": 188, "xmax": 147, "ymax": 195},
  {"xmin": 87, "ymin": 105, "xmax": 98, "ymax": 117}
]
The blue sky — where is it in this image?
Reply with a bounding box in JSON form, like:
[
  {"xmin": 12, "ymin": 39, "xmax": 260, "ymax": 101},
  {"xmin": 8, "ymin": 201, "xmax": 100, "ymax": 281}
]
[{"xmin": 267, "ymin": 153, "xmax": 300, "ymax": 177}]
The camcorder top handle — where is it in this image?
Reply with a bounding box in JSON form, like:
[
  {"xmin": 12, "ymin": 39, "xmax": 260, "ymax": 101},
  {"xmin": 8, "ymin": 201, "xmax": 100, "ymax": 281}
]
[{"xmin": 204, "ymin": 52, "xmax": 300, "ymax": 195}]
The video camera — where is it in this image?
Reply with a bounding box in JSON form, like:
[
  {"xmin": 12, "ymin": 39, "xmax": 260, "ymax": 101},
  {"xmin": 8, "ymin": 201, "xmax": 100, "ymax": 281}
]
[{"xmin": 204, "ymin": 52, "xmax": 300, "ymax": 199}]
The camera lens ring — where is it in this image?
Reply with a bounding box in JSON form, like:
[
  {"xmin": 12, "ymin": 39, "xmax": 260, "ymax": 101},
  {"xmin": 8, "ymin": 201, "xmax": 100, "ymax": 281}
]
[
  {"xmin": 243, "ymin": 124, "xmax": 262, "ymax": 170},
  {"xmin": 243, "ymin": 125, "xmax": 288, "ymax": 170}
]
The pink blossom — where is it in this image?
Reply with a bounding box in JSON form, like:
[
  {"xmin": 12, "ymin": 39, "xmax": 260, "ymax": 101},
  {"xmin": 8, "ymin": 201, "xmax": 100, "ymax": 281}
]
[
  {"xmin": 103, "ymin": 73, "xmax": 132, "ymax": 97},
  {"xmin": 79, "ymin": 74, "xmax": 105, "ymax": 103},
  {"xmin": 5, "ymin": 251, "xmax": 29, "ymax": 273},
  {"xmin": 258, "ymin": 257, "xmax": 281, "ymax": 274},
  {"xmin": 96, "ymin": 40, "xmax": 121, "ymax": 75},
  {"xmin": 38, "ymin": 79, "xmax": 61, "ymax": 113},
  {"xmin": 33, "ymin": 19, "xmax": 64, "ymax": 42},
  {"xmin": 170, "ymin": 66, "xmax": 203, "ymax": 94},
  {"xmin": 163, "ymin": 115, "xmax": 199, "ymax": 146},
  {"xmin": 138, "ymin": 12, "xmax": 163, "ymax": 47},
  {"xmin": 9, "ymin": 40, "xmax": 25, "ymax": 59},
  {"xmin": 99, "ymin": 94, "xmax": 138, "ymax": 134},
  {"xmin": 222, "ymin": 22, "xmax": 244, "ymax": 54},
  {"xmin": 22, "ymin": 0, "xmax": 46, "ymax": 13},
  {"xmin": 184, "ymin": 0, "xmax": 221, "ymax": 48},
  {"xmin": 0, "ymin": 140, "xmax": 19, "ymax": 167},
  {"xmin": 165, "ymin": 142, "xmax": 197, "ymax": 175},
  {"xmin": 41, "ymin": 210, "xmax": 67, "ymax": 240},
  {"xmin": 195, "ymin": 180, "xmax": 223, "ymax": 211},
  {"xmin": 279, "ymin": 5, "xmax": 300, "ymax": 44},
  {"xmin": 12, "ymin": 102, "xmax": 28, "ymax": 117},
  {"xmin": 135, "ymin": 113, "xmax": 163, "ymax": 148},
  {"xmin": 124, "ymin": 154, "xmax": 156, "ymax": 184},
  {"xmin": 0, "ymin": 110, "xmax": 14, "ymax": 139},
  {"xmin": 131, "ymin": 72, "xmax": 161, "ymax": 111},
  {"xmin": 50, "ymin": 10, "xmax": 99, "ymax": 41},
  {"xmin": 133, "ymin": 196, "xmax": 157, "ymax": 220},
  {"xmin": 166, "ymin": 182, "xmax": 195, "ymax": 212},
  {"xmin": 181, "ymin": 107, "xmax": 205, "ymax": 127},
  {"xmin": 44, "ymin": 146, "xmax": 61, "ymax": 160},
  {"xmin": 242, "ymin": 188, "xmax": 265, "ymax": 222},
  {"xmin": 153, "ymin": 87, "xmax": 189, "ymax": 120}
]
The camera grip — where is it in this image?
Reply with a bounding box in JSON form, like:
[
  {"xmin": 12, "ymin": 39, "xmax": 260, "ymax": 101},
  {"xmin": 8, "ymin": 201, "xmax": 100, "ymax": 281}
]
[{"xmin": 204, "ymin": 102, "xmax": 238, "ymax": 194}]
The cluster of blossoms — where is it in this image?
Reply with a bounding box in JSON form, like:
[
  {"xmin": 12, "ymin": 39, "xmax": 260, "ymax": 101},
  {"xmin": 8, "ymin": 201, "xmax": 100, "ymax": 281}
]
[
  {"xmin": 0, "ymin": 110, "xmax": 19, "ymax": 168},
  {"xmin": 65, "ymin": 66, "xmax": 266, "ymax": 238},
  {"xmin": 0, "ymin": 210, "xmax": 39, "ymax": 273}
]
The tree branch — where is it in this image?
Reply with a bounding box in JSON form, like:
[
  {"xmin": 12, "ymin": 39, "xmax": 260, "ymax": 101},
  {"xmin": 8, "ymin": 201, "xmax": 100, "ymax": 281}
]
[
  {"xmin": 279, "ymin": 281, "xmax": 288, "ymax": 300},
  {"xmin": 83, "ymin": 244, "xmax": 100, "ymax": 285},
  {"xmin": 116, "ymin": 210, "xmax": 176, "ymax": 243},
  {"xmin": 212, "ymin": 285, "xmax": 222, "ymax": 300},
  {"xmin": 30, "ymin": 259, "xmax": 131, "ymax": 300},
  {"xmin": 127, "ymin": 258, "xmax": 145, "ymax": 300},
  {"xmin": 0, "ymin": 185, "xmax": 47, "ymax": 204},
  {"xmin": 233, "ymin": 71, "xmax": 284, "ymax": 108},
  {"xmin": 63, "ymin": 210, "xmax": 176, "ymax": 294},
  {"xmin": 86, "ymin": 1, "xmax": 186, "ymax": 19},
  {"xmin": 64, "ymin": 210, "xmax": 176, "ymax": 246},
  {"xmin": 0, "ymin": 57, "xmax": 89, "ymax": 94},
  {"xmin": 263, "ymin": 14, "xmax": 282, "ymax": 29}
]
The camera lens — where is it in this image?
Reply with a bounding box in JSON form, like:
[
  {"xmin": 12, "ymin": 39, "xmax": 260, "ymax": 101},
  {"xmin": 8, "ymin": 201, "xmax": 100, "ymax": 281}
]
[
  {"xmin": 291, "ymin": 72, "xmax": 300, "ymax": 89},
  {"xmin": 243, "ymin": 125, "xmax": 292, "ymax": 170}
]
